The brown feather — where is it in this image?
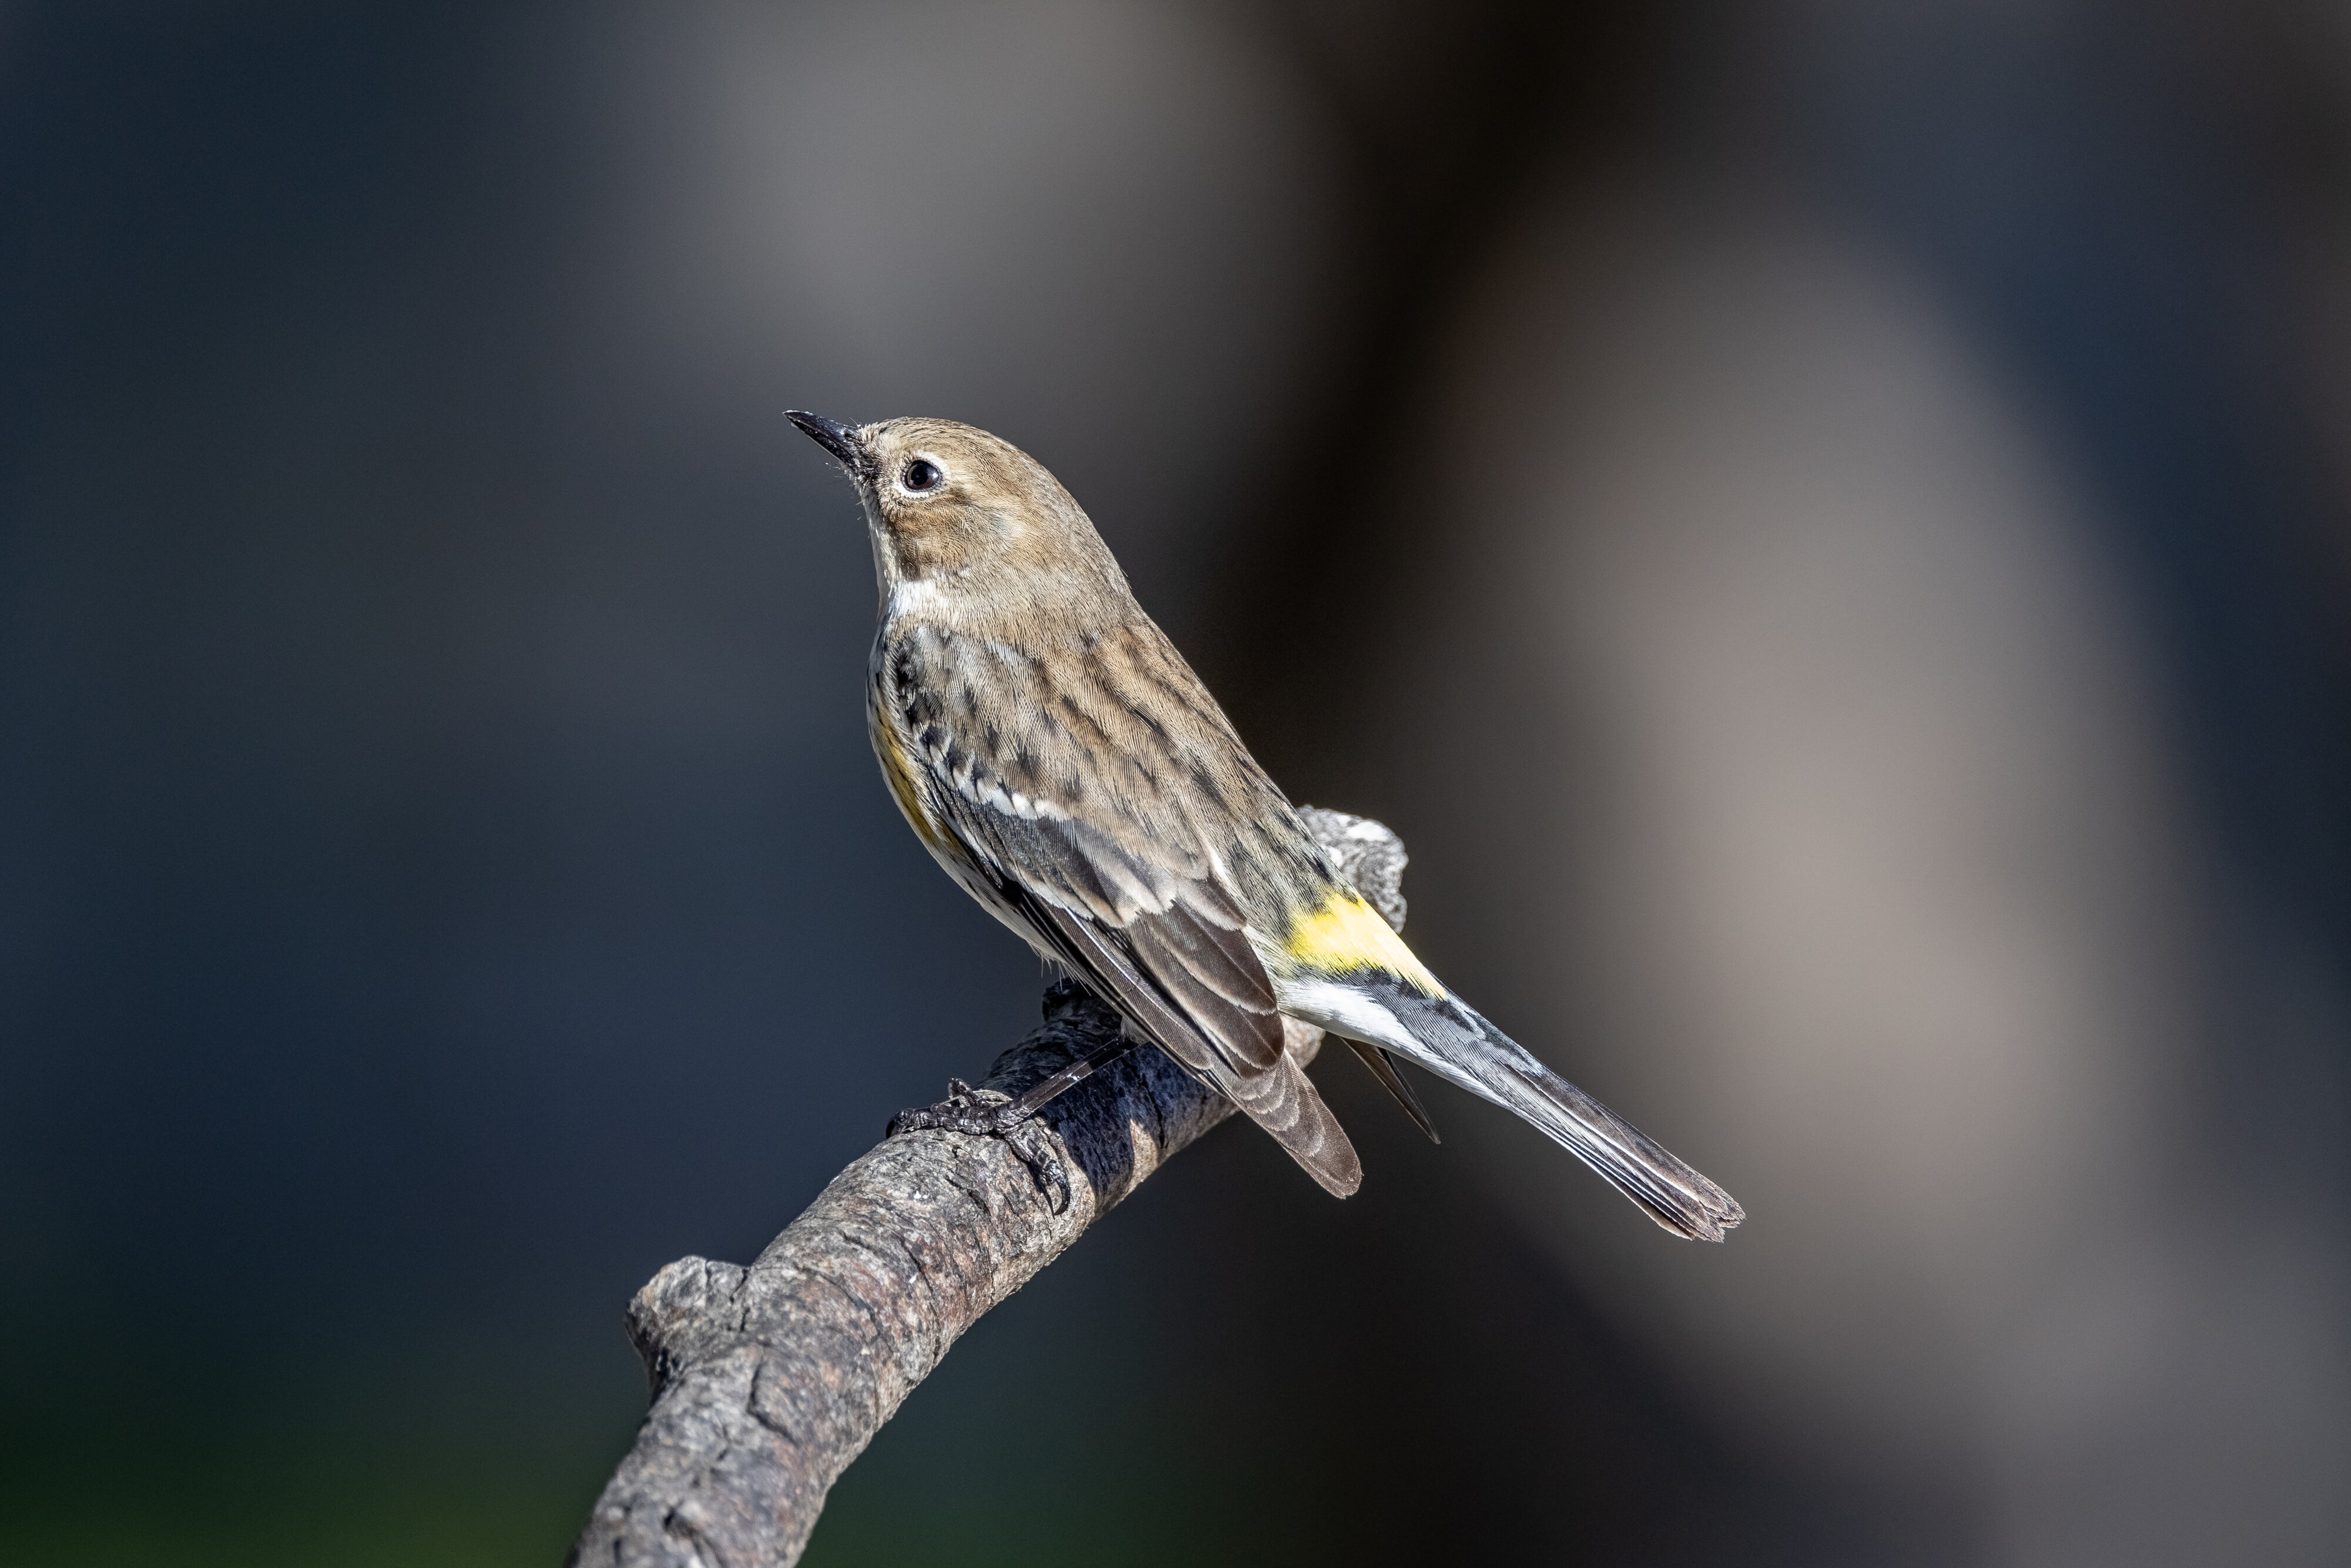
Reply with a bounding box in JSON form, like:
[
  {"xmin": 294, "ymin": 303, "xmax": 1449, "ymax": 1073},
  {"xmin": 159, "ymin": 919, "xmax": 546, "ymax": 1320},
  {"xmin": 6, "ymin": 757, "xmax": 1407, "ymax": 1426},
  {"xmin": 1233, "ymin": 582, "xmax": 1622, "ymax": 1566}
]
[{"xmin": 1024, "ymin": 896, "xmax": 1361, "ymax": 1198}]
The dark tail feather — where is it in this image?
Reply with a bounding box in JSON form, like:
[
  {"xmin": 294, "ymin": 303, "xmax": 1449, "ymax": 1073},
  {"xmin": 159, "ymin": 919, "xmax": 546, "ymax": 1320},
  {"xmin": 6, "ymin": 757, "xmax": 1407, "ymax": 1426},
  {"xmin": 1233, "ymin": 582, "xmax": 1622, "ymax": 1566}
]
[
  {"xmin": 1488, "ymin": 1049, "xmax": 1744, "ymax": 1241},
  {"xmin": 1345, "ymin": 1040, "xmax": 1442, "ymax": 1144},
  {"xmin": 1294, "ymin": 980, "xmax": 1742, "ymax": 1240},
  {"xmin": 1446, "ymin": 1000, "xmax": 1741, "ymax": 1241}
]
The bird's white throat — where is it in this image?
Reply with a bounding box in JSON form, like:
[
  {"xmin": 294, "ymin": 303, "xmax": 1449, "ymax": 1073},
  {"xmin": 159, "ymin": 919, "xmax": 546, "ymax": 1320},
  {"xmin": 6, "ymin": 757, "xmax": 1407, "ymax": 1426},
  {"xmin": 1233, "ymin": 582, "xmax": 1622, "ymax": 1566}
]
[{"xmin": 885, "ymin": 577, "xmax": 956, "ymax": 622}]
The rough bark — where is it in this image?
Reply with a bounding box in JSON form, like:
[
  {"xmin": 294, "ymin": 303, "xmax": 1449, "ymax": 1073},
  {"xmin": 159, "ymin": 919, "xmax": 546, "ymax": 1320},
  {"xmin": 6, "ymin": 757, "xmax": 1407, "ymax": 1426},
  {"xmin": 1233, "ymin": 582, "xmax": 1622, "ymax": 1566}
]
[{"xmin": 566, "ymin": 808, "xmax": 1405, "ymax": 1568}]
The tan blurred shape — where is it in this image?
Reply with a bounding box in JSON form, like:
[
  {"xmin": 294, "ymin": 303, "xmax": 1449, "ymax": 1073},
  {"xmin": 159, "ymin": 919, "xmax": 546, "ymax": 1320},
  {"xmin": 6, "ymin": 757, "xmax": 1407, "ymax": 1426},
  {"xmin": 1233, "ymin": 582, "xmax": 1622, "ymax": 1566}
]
[
  {"xmin": 588, "ymin": 0, "xmax": 1342, "ymax": 611},
  {"xmin": 1386, "ymin": 180, "xmax": 2349, "ymax": 1560}
]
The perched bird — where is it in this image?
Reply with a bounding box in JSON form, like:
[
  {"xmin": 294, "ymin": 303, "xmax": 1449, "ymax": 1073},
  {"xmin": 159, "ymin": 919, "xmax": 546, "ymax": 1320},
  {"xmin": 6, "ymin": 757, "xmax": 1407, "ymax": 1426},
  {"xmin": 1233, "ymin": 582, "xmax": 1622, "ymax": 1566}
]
[{"xmin": 786, "ymin": 411, "xmax": 1743, "ymax": 1240}]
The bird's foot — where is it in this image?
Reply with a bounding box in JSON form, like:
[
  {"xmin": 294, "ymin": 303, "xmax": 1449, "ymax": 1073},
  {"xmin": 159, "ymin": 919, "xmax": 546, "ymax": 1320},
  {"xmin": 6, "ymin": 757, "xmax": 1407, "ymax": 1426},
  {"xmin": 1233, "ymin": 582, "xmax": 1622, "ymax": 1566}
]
[{"xmin": 887, "ymin": 1079, "xmax": 1074, "ymax": 1214}]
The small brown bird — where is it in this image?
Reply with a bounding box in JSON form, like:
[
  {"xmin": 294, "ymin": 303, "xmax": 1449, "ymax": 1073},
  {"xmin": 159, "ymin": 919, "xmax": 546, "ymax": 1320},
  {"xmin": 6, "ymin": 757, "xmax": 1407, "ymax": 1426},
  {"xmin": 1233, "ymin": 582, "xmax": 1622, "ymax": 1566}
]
[{"xmin": 788, "ymin": 411, "xmax": 1742, "ymax": 1239}]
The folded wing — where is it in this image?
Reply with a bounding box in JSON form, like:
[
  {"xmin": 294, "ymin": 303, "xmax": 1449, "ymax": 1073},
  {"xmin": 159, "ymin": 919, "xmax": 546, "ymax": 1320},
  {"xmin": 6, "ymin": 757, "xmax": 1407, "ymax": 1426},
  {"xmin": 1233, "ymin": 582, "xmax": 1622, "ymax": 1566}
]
[{"xmin": 915, "ymin": 741, "xmax": 1362, "ymax": 1197}]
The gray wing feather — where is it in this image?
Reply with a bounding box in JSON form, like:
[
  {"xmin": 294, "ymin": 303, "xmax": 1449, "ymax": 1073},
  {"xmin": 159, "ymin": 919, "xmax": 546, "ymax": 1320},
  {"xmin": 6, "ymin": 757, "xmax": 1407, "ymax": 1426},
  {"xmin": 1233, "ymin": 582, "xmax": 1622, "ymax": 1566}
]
[
  {"xmin": 916, "ymin": 754, "xmax": 1360, "ymax": 1197},
  {"xmin": 1017, "ymin": 889, "xmax": 1361, "ymax": 1197},
  {"xmin": 1123, "ymin": 888, "xmax": 1284, "ymax": 1070}
]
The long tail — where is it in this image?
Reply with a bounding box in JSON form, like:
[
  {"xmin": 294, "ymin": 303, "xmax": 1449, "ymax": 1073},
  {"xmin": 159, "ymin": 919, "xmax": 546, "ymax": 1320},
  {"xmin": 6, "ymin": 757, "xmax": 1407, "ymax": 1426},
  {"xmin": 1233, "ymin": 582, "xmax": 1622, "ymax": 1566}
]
[{"xmin": 1278, "ymin": 975, "xmax": 1743, "ymax": 1240}]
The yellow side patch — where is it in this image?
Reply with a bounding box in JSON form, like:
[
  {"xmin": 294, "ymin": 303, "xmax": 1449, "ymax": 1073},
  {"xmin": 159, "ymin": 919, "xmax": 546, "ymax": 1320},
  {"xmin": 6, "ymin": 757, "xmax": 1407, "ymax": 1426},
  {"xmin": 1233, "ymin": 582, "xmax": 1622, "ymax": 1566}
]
[
  {"xmin": 1284, "ymin": 892, "xmax": 1445, "ymax": 997},
  {"xmin": 872, "ymin": 715, "xmax": 946, "ymax": 850}
]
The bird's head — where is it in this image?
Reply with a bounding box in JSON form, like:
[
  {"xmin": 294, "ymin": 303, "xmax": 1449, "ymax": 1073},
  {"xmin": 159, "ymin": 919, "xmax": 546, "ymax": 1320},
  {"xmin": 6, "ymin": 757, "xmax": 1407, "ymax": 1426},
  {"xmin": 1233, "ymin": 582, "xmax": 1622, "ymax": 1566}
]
[{"xmin": 786, "ymin": 412, "xmax": 1129, "ymax": 629}]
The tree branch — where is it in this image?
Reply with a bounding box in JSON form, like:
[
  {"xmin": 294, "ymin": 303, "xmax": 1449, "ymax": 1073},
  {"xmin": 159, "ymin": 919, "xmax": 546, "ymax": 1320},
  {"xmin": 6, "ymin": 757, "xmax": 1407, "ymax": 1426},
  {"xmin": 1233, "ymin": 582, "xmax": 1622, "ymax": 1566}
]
[{"xmin": 566, "ymin": 809, "xmax": 1408, "ymax": 1568}]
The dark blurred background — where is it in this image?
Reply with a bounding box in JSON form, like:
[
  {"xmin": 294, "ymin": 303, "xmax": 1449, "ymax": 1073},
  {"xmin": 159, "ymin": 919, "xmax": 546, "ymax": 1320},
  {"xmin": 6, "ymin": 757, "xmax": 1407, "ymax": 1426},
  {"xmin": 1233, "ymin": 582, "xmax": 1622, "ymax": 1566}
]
[{"xmin": 5, "ymin": 2, "xmax": 2349, "ymax": 1563}]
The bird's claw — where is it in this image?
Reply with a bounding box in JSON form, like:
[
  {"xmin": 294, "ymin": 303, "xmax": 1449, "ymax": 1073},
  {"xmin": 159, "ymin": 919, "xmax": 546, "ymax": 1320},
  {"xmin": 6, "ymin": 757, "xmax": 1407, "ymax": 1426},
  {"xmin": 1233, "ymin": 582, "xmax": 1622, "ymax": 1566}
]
[{"xmin": 888, "ymin": 1079, "xmax": 1074, "ymax": 1214}]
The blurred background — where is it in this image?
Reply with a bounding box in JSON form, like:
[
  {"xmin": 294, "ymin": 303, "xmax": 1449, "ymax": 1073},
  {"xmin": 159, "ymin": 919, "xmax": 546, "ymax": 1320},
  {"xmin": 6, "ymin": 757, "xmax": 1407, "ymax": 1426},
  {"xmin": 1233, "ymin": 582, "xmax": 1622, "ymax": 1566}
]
[{"xmin": 5, "ymin": 2, "xmax": 2349, "ymax": 1563}]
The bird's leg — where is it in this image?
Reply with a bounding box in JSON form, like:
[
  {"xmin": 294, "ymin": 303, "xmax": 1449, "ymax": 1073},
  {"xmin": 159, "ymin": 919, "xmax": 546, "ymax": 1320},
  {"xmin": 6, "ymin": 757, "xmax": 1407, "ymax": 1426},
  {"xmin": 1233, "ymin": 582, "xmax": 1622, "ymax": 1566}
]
[{"xmin": 886, "ymin": 1035, "xmax": 1136, "ymax": 1212}]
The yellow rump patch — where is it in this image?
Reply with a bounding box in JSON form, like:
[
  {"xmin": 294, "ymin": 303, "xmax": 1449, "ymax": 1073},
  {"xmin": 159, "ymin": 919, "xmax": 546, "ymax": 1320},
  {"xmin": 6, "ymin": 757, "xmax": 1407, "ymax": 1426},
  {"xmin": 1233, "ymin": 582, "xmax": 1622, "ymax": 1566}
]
[{"xmin": 1283, "ymin": 892, "xmax": 1445, "ymax": 997}]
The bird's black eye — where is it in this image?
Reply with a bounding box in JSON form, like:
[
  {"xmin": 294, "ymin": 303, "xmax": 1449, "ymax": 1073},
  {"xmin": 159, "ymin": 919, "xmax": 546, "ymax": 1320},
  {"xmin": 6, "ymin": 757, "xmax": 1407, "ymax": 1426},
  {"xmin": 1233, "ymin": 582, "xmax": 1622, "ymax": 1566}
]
[{"xmin": 903, "ymin": 459, "xmax": 943, "ymax": 492}]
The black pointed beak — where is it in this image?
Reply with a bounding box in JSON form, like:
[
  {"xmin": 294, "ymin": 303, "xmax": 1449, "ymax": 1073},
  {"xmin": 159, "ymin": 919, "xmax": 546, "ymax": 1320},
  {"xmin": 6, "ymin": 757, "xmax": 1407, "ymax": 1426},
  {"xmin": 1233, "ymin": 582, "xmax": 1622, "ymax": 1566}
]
[{"xmin": 785, "ymin": 410, "xmax": 872, "ymax": 477}]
